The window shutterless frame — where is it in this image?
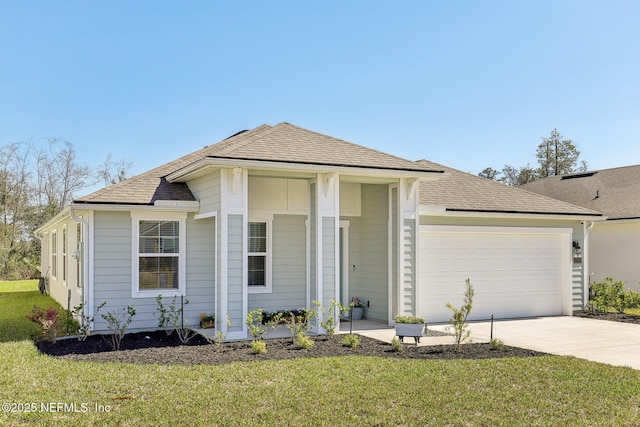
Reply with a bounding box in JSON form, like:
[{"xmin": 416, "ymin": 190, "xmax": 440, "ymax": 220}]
[{"xmin": 131, "ymin": 211, "xmax": 187, "ymax": 298}]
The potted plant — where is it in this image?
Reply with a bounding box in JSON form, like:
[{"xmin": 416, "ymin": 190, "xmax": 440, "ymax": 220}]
[
  {"xmin": 350, "ymin": 297, "xmax": 366, "ymax": 320},
  {"xmin": 394, "ymin": 315, "xmax": 426, "ymax": 343},
  {"xmin": 199, "ymin": 313, "xmax": 215, "ymax": 329}
]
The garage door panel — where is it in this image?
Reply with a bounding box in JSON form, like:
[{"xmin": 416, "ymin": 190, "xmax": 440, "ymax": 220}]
[{"xmin": 419, "ymin": 228, "xmax": 569, "ymax": 323}]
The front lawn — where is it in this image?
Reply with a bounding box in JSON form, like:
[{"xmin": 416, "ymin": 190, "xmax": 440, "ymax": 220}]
[
  {"xmin": 0, "ymin": 280, "xmax": 62, "ymax": 342},
  {"xmin": 1, "ymin": 282, "xmax": 639, "ymax": 426},
  {"xmin": 0, "ymin": 341, "xmax": 639, "ymax": 426}
]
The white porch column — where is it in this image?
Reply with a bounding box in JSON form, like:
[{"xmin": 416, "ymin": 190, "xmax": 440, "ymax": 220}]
[
  {"xmin": 312, "ymin": 173, "xmax": 340, "ymax": 332},
  {"xmin": 218, "ymin": 167, "xmax": 248, "ymax": 340},
  {"xmin": 396, "ymin": 178, "xmax": 421, "ymax": 318}
]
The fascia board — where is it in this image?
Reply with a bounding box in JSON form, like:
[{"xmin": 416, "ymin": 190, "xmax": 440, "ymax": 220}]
[{"xmin": 166, "ymin": 157, "xmax": 443, "ymax": 183}]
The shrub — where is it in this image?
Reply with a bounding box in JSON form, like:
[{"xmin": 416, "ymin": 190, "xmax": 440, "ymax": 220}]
[
  {"xmin": 96, "ymin": 302, "xmax": 136, "ymax": 351},
  {"xmin": 390, "ymin": 337, "xmax": 403, "ymax": 352},
  {"xmin": 155, "ymin": 295, "xmax": 186, "ymax": 336},
  {"xmin": 313, "ymin": 299, "xmax": 349, "ymax": 335},
  {"xmin": 71, "ymin": 303, "xmax": 95, "ymax": 341},
  {"xmin": 284, "ymin": 307, "xmax": 316, "ymax": 345},
  {"xmin": 27, "ymin": 306, "xmax": 64, "ymax": 342},
  {"xmin": 251, "ymin": 339, "xmax": 267, "ymax": 354},
  {"xmin": 294, "ymin": 333, "xmax": 314, "ymax": 349},
  {"xmin": 341, "ymin": 334, "xmax": 360, "ymax": 348},
  {"xmin": 246, "ymin": 309, "xmax": 282, "ymax": 341},
  {"xmin": 490, "ymin": 338, "xmax": 504, "ymax": 351},
  {"xmin": 206, "ymin": 313, "xmax": 231, "ymax": 348},
  {"xmin": 589, "ymin": 277, "xmax": 640, "ymax": 313},
  {"xmin": 446, "ymin": 278, "xmax": 474, "ymax": 351}
]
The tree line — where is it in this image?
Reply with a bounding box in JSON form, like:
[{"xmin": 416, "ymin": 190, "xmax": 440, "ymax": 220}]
[
  {"xmin": 479, "ymin": 129, "xmax": 587, "ymax": 186},
  {"xmin": 0, "ymin": 139, "xmax": 132, "ymax": 280}
]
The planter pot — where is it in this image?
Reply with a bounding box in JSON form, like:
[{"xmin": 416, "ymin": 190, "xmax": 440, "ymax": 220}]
[
  {"xmin": 395, "ymin": 323, "xmax": 425, "ymax": 344},
  {"xmin": 199, "ymin": 320, "xmax": 215, "ymax": 329},
  {"xmin": 351, "ymin": 307, "xmax": 364, "ymax": 320}
]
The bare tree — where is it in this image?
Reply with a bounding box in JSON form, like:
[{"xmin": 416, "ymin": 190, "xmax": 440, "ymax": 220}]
[
  {"xmin": 97, "ymin": 153, "xmax": 133, "ymax": 186},
  {"xmin": 36, "ymin": 139, "xmax": 95, "ymax": 216}
]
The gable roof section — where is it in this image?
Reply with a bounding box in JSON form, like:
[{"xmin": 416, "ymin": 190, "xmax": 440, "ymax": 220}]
[
  {"xmin": 417, "ymin": 159, "xmax": 602, "ymax": 217},
  {"xmin": 521, "ymin": 164, "xmax": 640, "ymax": 220},
  {"xmin": 76, "ymin": 123, "xmax": 442, "ymax": 205}
]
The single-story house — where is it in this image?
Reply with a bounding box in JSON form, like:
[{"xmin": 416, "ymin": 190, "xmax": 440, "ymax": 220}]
[
  {"xmin": 522, "ymin": 165, "xmax": 640, "ymax": 292},
  {"xmin": 36, "ymin": 123, "xmax": 602, "ymax": 338}
]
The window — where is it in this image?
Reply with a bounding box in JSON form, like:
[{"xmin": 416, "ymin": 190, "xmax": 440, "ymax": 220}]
[
  {"xmin": 62, "ymin": 227, "xmax": 67, "ymax": 283},
  {"xmin": 248, "ymin": 221, "xmax": 271, "ymax": 293},
  {"xmin": 132, "ymin": 212, "xmax": 186, "ymax": 297},
  {"xmin": 51, "ymin": 231, "xmax": 58, "ymax": 279}
]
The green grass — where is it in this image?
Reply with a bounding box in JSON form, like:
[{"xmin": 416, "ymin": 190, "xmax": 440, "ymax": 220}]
[
  {"xmin": 0, "ymin": 279, "xmax": 39, "ymax": 293},
  {"xmin": 0, "ymin": 280, "xmax": 63, "ymax": 342},
  {"xmin": 0, "ymin": 343, "xmax": 638, "ymax": 426},
  {"xmin": 1, "ymin": 284, "xmax": 639, "ymax": 426}
]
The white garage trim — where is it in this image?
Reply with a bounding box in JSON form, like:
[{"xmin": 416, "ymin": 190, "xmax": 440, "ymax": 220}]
[{"xmin": 418, "ymin": 225, "xmax": 573, "ymax": 322}]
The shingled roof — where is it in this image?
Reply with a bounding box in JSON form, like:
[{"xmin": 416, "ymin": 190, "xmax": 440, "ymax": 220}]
[
  {"xmin": 417, "ymin": 159, "xmax": 602, "ymax": 217},
  {"xmin": 75, "ymin": 123, "xmax": 442, "ymax": 205},
  {"xmin": 521, "ymin": 164, "xmax": 640, "ymax": 220}
]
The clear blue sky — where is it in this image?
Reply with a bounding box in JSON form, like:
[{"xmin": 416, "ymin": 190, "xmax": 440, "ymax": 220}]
[{"xmin": 1, "ymin": 1, "xmax": 639, "ymax": 197}]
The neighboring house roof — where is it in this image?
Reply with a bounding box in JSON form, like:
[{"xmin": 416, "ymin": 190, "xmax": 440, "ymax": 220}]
[
  {"xmin": 417, "ymin": 159, "xmax": 602, "ymax": 217},
  {"xmin": 521, "ymin": 164, "xmax": 640, "ymax": 220},
  {"xmin": 75, "ymin": 122, "xmax": 442, "ymax": 205}
]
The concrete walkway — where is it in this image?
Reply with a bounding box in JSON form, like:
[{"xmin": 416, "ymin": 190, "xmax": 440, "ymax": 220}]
[{"xmin": 348, "ymin": 316, "xmax": 640, "ymax": 370}]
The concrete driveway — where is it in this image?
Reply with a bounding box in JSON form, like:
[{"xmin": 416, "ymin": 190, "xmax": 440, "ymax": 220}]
[{"xmin": 357, "ymin": 316, "xmax": 640, "ymax": 370}]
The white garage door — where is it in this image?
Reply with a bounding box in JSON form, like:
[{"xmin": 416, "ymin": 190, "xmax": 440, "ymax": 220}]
[{"xmin": 418, "ymin": 226, "xmax": 572, "ymax": 323}]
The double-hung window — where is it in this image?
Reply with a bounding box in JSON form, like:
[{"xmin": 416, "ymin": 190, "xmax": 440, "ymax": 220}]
[
  {"xmin": 62, "ymin": 227, "xmax": 67, "ymax": 283},
  {"xmin": 132, "ymin": 212, "xmax": 186, "ymax": 297},
  {"xmin": 248, "ymin": 221, "xmax": 271, "ymax": 293}
]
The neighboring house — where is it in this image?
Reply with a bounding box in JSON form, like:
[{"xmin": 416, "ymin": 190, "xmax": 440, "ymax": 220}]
[
  {"xmin": 35, "ymin": 123, "xmax": 602, "ymax": 337},
  {"xmin": 522, "ymin": 165, "xmax": 640, "ymax": 292}
]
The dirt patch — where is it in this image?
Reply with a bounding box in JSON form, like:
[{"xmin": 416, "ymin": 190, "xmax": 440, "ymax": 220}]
[
  {"xmin": 574, "ymin": 311, "xmax": 640, "ymax": 325},
  {"xmin": 36, "ymin": 330, "xmax": 547, "ymax": 366}
]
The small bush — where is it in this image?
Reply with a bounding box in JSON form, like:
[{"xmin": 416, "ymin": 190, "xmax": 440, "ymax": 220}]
[
  {"xmin": 96, "ymin": 302, "xmax": 136, "ymax": 351},
  {"xmin": 251, "ymin": 339, "xmax": 267, "ymax": 354},
  {"xmin": 27, "ymin": 306, "xmax": 64, "ymax": 342},
  {"xmin": 313, "ymin": 299, "xmax": 349, "ymax": 335},
  {"xmin": 490, "ymin": 338, "xmax": 504, "ymax": 351},
  {"xmin": 71, "ymin": 303, "xmax": 95, "ymax": 341},
  {"xmin": 294, "ymin": 333, "xmax": 314, "ymax": 349},
  {"xmin": 341, "ymin": 334, "xmax": 360, "ymax": 348},
  {"xmin": 390, "ymin": 337, "xmax": 403, "ymax": 352},
  {"xmin": 589, "ymin": 277, "xmax": 640, "ymax": 313}
]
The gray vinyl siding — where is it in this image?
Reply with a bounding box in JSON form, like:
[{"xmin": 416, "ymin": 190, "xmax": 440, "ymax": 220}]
[
  {"xmin": 226, "ymin": 214, "xmax": 244, "ymax": 332},
  {"xmin": 187, "ymin": 171, "xmax": 221, "ymax": 214},
  {"xmin": 185, "ymin": 216, "xmax": 216, "ymax": 321},
  {"xmin": 92, "ymin": 211, "xmax": 216, "ymax": 333},
  {"xmin": 359, "ymin": 184, "xmax": 388, "ymax": 321},
  {"xmin": 93, "ymin": 211, "xmax": 134, "ymax": 332},
  {"xmin": 248, "ymin": 215, "xmax": 307, "ymax": 311}
]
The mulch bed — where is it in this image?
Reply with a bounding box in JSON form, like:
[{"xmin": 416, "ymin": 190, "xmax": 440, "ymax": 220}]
[
  {"xmin": 36, "ymin": 330, "xmax": 547, "ymax": 366},
  {"xmin": 574, "ymin": 310, "xmax": 640, "ymax": 324}
]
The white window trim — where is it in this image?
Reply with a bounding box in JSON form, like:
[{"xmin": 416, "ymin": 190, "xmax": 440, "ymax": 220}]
[
  {"xmin": 247, "ymin": 214, "xmax": 272, "ymax": 294},
  {"xmin": 51, "ymin": 230, "xmax": 58, "ymax": 281},
  {"xmin": 62, "ymin": 225, "xmax": 68, "ymax": 286},
  {"xmin": 131, "ymin": 211, "xmax": 187, "ymax": 298}
]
